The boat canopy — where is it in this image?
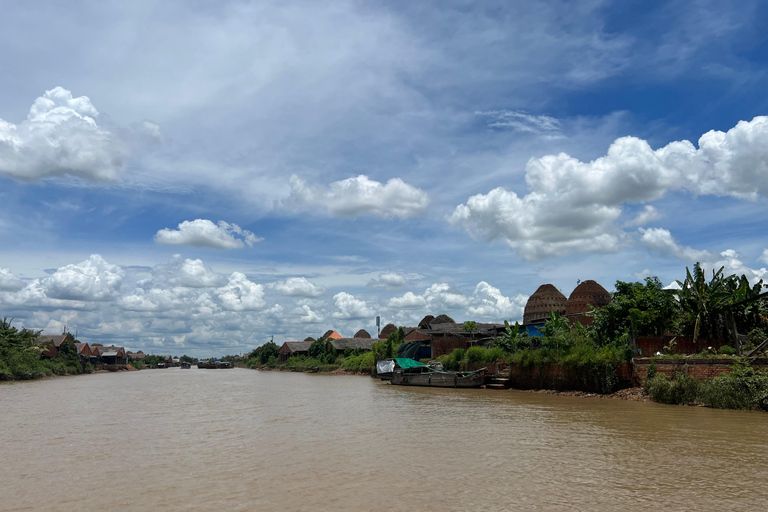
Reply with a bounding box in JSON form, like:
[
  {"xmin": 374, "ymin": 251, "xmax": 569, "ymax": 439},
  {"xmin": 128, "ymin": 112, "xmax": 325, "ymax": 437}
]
[{"xmin": 393, "ymin": 358, "xmax": 427, "ymax": 369}]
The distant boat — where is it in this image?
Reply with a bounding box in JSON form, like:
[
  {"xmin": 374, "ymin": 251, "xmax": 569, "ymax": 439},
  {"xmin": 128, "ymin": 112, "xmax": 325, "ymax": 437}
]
[
  {"xmin": 180, "ymin": 362, "xmax": 191, "ymax": 369},
  {"xmin": 196, "ymin": 361, "xmax": 234, "ymax": 369}
]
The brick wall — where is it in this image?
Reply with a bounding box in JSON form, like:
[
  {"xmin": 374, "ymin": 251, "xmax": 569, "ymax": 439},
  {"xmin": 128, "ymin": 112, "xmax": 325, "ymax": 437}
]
[
  {"xmin": 634, "ymin": 358, "xmax": 768, "ymax": 380},
  {"xmin": 636, "ymin": 336, "xmax": 728, "ymax": 356},
  {"xmin": 431, "ymin": 337, "xmax": 471, "ymax": 358},
  {"xmin": 495, "ymin": 362, "xmax": 633, "ymax": 392}
]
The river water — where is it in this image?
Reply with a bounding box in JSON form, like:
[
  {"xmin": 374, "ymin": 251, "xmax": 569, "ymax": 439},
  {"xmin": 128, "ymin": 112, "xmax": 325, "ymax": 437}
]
[{"xmin": 2, "ymin": 368, "xmax": 767, "ymax": 511}]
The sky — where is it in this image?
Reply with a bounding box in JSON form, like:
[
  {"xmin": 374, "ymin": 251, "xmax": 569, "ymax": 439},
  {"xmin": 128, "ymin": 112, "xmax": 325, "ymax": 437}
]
[{"xmin": 1, "ymin": 0, "xmax": 768, "ymax": 357}]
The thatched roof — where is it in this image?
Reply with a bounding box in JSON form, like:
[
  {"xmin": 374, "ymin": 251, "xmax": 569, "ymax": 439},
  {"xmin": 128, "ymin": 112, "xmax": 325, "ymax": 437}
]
[
  {"xmin": 379, "ymin": 323, "xmax": 397, "ymax": 339},
  {"xmin": 523, "ymin": 284, "xmax": 567, "ymax": 325},
  {"xmin": 565, "ymin": 280, "xmax": 612, "ymax": 316},
  {"xmin": 330, "ymin": 338, "xmax": 376, "ymax": 351},
  {"xmin": 353, "ymin": 329, "xmax": 371, "ymax": 339},
  {"xmin": 283, "ymin": 341, "xmax": 313, "ymax": 353}
]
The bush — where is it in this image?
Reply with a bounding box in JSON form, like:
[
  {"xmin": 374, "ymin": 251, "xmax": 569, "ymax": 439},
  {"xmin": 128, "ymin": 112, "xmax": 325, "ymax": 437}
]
[
  {"xmin": 437, "ymin": 348, "xmax": 465, "ymax": 371},
  {"xmin": 698, "ymin": 359, "xmax": 768, "ymax": 411},
  {"xmin": 643, "ymin": 372, "xmax": 700, "ymax": 405},
  {"xmin": 283, "ymin": 356, "xmax": 323, "ymax": 371},
  {"xmin": 465, "ymin": 346, "xmax": 488, "ymax": 364},
  {"xmin": 0, "ymin": 360, "xmax": 11, "ymax": 380},
  {"xmin": 341, "ymin": 351, "xmax": 374, "ymax": 373},
  {"xmin": 719, "ymin": 345, "xmax": 736, "ymax": 356}
]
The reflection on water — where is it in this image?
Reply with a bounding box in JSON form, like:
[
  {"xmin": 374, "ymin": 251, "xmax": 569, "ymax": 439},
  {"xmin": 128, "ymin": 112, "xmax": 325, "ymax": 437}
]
[{"xmin": 2, "ymin": 369, "xmax": 767, "ymax": 511}]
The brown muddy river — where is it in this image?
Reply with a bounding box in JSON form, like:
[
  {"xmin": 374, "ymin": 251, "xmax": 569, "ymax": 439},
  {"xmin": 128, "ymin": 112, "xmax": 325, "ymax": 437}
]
[{"xmin": 2, "ymin": 368, "xmax": 767, "ymax": 511}]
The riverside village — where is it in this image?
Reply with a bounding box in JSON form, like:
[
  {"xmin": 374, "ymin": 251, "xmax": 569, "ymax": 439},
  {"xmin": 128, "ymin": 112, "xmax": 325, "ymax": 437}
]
[{"xmin": 4, "ymin": 264, "xmax": 768, "ymax": 411}]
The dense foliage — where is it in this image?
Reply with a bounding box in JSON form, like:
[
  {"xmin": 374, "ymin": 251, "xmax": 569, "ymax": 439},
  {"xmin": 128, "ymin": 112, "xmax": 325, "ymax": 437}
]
[
  {"xmin": 591, "ymin": 277, "xmax": 678, "ymax": 343},
  {"xmin": 0, "ymin": 319, "xmax": 89, "ymax": 380}
]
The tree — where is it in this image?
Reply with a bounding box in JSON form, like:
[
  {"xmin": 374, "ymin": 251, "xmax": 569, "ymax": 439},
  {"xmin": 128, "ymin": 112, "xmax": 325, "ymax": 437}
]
[
  {"xmin": 258, "ymin": 342, "xmax": 280, "ymax": 364},
  {"xmin": 592, "ymin": 277, "xmax": 679, "ymax": 344},
  {"xmin": 492, "ymin": 320, "xmax": 526, "ymax": 352},
  {"xmin": 308, "ymin": 337, "xmax": 327, "ymax": 359},
  {"xmin": 676, "ymin": 264, "xmax": 736, "ymax": 343}
]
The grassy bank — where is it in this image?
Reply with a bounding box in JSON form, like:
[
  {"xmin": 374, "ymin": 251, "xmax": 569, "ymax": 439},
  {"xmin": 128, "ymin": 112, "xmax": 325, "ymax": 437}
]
[{"xmin": 245, "ymin": 350, "xmax": 375, "ymax": 374}]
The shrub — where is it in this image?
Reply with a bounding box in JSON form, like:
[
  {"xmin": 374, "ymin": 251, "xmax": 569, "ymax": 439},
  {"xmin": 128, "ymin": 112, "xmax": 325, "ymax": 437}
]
[
  {"xmin": 465, "ymin": 346, "xmax": 487, "ymax": 364},
  {"xmin": 719, "ymin": 345, "xmax": 736, "ymax": 356},
  {"xmin": 0, "ymin": 360, "xmax": 12, "ymax": 380},
  {"xmin": 341, "ymin": 351, "xmax": 374, "ymax": 373},
  {"xmin": 698, "ymin": 359, "xmax": 768, "ymax": 411},
  {"xmin": 643, "ymin": 372, "xmax": 700, "ymax": 405},
  {"xmin": 438, "ymin": 348, "xmax": 465, "ymax": 371},
  {"xmin": 485, "ymin": 346, "xmax": 506, "ymax": 363},
  {"xmin": 647, "ymin": 360, "xmax": 657, "ymax": 379}
]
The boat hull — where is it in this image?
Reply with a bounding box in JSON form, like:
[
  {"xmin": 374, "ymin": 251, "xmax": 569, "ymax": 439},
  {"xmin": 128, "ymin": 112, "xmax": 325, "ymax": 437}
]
[{"xmin": 390, "ymin": 371, "xmax": 484, "ymax": 388}]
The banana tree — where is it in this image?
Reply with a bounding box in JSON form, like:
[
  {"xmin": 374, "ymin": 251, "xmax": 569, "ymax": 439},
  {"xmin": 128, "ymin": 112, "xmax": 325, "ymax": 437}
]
[{"xmin": 675, "ymin": 264, "xmax": 735, "ymax": 344}]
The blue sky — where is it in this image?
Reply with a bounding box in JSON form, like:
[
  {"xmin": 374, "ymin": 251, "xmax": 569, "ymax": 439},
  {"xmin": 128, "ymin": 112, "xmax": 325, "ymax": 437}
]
[{"xmin": 1, "ymin": 0, "xmax": 768, "ymax": 356}]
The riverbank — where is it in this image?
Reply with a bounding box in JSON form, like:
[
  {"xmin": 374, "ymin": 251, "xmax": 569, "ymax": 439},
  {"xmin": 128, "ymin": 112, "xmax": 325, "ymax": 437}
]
[
  {"xmin": 520, "ymin": 387, "xmax": 651, "ymax": 402},
  {"xmin": 248, "ymin": 359, "xmax": 768, "ymax": 411}
]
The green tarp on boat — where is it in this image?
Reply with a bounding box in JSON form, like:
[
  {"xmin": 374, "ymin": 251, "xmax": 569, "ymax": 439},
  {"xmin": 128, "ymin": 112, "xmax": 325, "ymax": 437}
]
[{"xmin": 393, "ymin": 358, "xmax": 427, "ymax": 369}]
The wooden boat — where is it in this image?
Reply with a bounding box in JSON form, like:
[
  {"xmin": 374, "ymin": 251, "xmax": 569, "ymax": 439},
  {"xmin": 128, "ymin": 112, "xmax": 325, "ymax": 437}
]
[
  {"xmin": 180, "ymin": 362, "xmax": 191, "ymax": 369},
  {"xmin": 385, "ymin": 358, "xmax": 486, "ymax": 388}
]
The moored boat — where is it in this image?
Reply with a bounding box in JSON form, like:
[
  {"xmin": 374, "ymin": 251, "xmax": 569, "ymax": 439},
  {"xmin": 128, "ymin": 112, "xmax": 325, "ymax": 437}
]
[
  {"xmin": 196, "ymin": 360, "xmax": 234, "ymax": 369},
  {"xmin": 382, "ymin": 358, "xmax": 486, "ymax": 388},
  {"xmin": 180, "ymin": 362, "xmax": 191, "ymax": 369}
]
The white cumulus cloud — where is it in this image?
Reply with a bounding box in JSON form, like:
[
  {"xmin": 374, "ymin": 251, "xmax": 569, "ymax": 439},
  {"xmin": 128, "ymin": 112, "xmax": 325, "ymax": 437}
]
[
  {"xmin": 623, "ymin": 205, "xmax": 662, "ymax": 227},
  {"xmin": 387, "ymin": 291, "xmax": 427, "ymax": 309},
  {"xmin": 367, "ymin": 271, "xmax": 408, "ymax": 289},
  {"xmin": 450, "ymin": 116, "xmax": 768, "ymax": 260},
  {"xmin": 0, "ymin": 87, "xmax": 125, "ymax": 182},
  {"xmin": 282, "ymin": 174, "xmax": 429, "ymax": 219},
  {"xmin": 42, "ymin": 254, "xmax": 124, "ymax": 301},
  {"xmin": 467, "ymin": 281, "xmax": 527, "ymax": 319},
  {"xmin": 332, "ymin": 292, "xmax": 375, "ymax": 319},
  {"xmin": 291, "ymin": 304, "xmax": 324, "ymax": 323},
  {"xmin": 424, "ymin": 283, "xmax": 471, "ymax": 310},
  {"xmin": 155, "ymin": 219, "xmax": 262, "ymax": 249},
  {"xmin": 639, "ymin": 228, "xmax": 711, "ymax": 262},
  {"xmin": 217, "ymin": 272, "xmax": 266, "ymax": 311},
  {"xmin": 0, "ymin": 268, "xmax": 25, "ymax": 291},
  {"xmin": 271, "ymin": 277, "xmax": 325, "ymax": 297}
]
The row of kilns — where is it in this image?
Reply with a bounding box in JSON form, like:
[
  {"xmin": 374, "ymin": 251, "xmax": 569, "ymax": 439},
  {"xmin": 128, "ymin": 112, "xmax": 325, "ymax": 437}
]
[{"xmin": 523, "ymin": 280, "xmax": 612, "ymax": 326}]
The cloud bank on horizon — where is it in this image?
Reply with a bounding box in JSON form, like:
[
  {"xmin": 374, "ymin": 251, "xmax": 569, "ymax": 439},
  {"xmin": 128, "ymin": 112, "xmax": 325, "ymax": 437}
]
[{"xmin": 1, "ymin": 0, "xmax": 768, "ymax": 355}]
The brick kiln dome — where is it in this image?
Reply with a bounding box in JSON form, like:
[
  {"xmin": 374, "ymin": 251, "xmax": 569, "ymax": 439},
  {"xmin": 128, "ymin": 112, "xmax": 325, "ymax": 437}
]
[
  {"xmin": 565, "ymin": 280, "xmax": 612, "ymax": 316},
  {"xmin": 379, "ymin": 323, "xmax": 397, "ymax": 339},
  {"xmin": 354, "ymin": 329, "xmax": 371, "ymax": 339},
  {"xmin": 523, "ymin": 284, "xmax": 567, "ymax": 325}
]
